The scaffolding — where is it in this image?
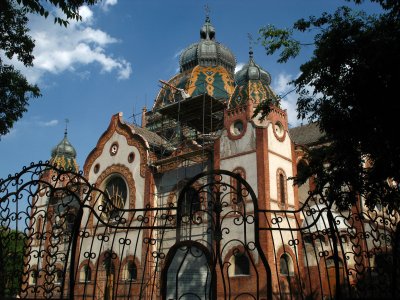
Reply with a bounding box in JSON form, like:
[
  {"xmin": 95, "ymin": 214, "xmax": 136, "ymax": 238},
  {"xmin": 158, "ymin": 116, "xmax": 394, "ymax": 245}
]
[
  {"xmin": 146, "ymin": 80, "xmax": 229, "ymax": 172},
  {"xmin": 140, "ymin": 79, "xmax": 232, "ymax": 295}
]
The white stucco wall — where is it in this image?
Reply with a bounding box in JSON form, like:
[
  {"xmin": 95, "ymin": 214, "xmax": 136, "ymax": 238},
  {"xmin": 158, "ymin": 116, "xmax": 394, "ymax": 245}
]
[
  {"xmin": 87, "ymin": 132, "xmax": 145, "ymax": 209},
  {"xmin": 267, "ymin": 123, "xmax": 292, "ymax": 158},
  {"xmin": 219, "ymin": 123, "xmax": 256, "ymax": 159}
]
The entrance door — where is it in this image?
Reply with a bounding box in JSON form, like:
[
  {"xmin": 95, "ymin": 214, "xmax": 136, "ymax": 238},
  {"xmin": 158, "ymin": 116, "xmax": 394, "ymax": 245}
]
[{"xmin": 163, "ymin": 242, "xmax": 214, "ymax": 300}]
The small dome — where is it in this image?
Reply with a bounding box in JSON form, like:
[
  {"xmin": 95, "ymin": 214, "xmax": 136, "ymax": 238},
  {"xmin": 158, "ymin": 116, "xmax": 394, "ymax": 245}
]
[
  {"xmin": 235, "ymin": 50, "xmax": 271, "ymax": 86},
  {"xmin": 179, "ymin": 17, "xmax": 236, "ymax": 74},
  {"xmin": 51, "ymin": 133, "xmax": 77, "ymax": 159},
  {"xmin": 50, "ymin": 131, "xmax": 78, "ymax": 171},
  {"xmin": 229, "ymin": 50, "xmax": 277, "ymax": 108}
]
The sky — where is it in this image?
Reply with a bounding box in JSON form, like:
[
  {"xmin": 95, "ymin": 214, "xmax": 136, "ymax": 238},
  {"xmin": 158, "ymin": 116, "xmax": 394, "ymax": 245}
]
[{"xmin": 0, "ymin": 0, "xmax": 382, "ymax": 180}]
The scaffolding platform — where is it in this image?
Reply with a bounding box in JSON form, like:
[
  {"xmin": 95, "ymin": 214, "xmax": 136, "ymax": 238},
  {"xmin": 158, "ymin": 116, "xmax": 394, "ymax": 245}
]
[{"xmin": 156, "ymin": 94, "xmax": 225, "ymax": 133}]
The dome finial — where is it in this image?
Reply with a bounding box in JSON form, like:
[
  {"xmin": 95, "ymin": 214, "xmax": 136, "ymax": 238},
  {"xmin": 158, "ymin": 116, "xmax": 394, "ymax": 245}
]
[
  {"xmin": 200, "ymin": 4, "xmax": 215, "ymax": 40},
  {"xmin": 204, "ymin": 4, "xmax": 211, "ymax": 22},
  {"xmin": 64, "ymin": 118, "xmax": 69, "ymax": 137},
  {"xmin": 247, "ymin": 33, "xmax": 254, "ymax": 60}
]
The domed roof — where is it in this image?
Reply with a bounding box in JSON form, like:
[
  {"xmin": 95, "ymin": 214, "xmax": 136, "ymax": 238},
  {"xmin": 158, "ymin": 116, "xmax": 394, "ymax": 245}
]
[
  {"xmin": 229, "ymin": 50, "xmax": 277, "ymax": 108},
  {"xmin": 153, "ymin": 65, "xmax": 235, "ymax": 111},
  {"xmin": 235, "ymin": 50, "xmax": 271, "ymax": 86},
  {"xmin": 52, "ymin": 132, "xmax": 77, "ymax": 158},
  {"xmin": 179, "ymin": 16, "xmax": 236, "ymax": 74},
  {"xmin": 50, "ymin": 130, "xmax": 78, "ymax": 171}
]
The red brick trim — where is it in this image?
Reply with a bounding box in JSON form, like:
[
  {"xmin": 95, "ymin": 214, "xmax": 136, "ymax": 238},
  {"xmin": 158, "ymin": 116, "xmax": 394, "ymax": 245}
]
[
  {"xmin": 268, "ymin": 149, "xmax": 293, "ymax": 163},
  {"xmin": 220, "ymin": 149, "xmax": 256, "ymax": 161},
  {"xmin": 213, "ymin": 138, "xmax": 220, "ymax": 170}
]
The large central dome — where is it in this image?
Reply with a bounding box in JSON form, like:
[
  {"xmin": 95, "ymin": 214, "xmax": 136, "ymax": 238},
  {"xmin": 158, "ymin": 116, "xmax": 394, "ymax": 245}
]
[
  {"xmin": 179, "ymin": 16, "xmax": 236, "ymax": 73},
  {"xmin": 153, "ymin": 16, "xmax": 236, "ymax": 109}
]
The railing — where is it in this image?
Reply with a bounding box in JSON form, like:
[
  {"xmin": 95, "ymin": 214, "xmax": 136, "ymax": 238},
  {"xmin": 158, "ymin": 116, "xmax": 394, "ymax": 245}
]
[{"xmin": 1, "ymin": 163, "xmax": 399, "ymax": 299}]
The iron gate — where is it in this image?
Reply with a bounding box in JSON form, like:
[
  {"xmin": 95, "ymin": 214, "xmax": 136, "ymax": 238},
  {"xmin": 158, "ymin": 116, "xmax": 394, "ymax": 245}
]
[{"xmin": 0, "ymin": 163, "xmax": 399, "ymax": 299}]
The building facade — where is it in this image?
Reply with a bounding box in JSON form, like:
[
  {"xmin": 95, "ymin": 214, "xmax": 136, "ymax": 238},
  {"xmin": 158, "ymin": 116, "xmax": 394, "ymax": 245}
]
[{"xmin": 21, "ymin": 16, "xmax": 397, "ymax": 300}]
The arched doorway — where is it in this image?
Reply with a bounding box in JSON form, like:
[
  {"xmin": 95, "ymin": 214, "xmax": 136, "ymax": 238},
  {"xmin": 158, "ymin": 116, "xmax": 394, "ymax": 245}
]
[
  {"xmin": 162, "ymin": 170, "xmax": 271, "ymax": 300},
  {"xmin": 162, "ymin": 241, "xmax": 214, "ymax": 300}
]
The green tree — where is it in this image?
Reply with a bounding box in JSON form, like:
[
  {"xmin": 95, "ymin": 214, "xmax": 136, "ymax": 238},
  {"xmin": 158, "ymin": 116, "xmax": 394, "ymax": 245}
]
[
  {"xmin": 0, "ymin": 0, "xmax": 99, "ymax": 137},
  {"xmin": 0, "ymin": 228, "xmax": 26, "ymax": 298},
  {"xmin": 258, "ymin": 1, "xmax": 400, "ymax": 209}
]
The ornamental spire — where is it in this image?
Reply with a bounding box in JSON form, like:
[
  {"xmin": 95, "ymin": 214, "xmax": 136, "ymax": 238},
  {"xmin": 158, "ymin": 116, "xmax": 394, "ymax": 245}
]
[
  {"xmin": 64, "ymin": 118, "xmax": 69, "ymax": 138},
  {"xmin": 204, "ymin": 4, "xmax": 210, "ymax": 22},
  {"xmin": 200, "ymin": 4, "xmax": 215, "ymax": 40},
  {"xmin": 247, "ymin": 33, "xmax": 254, "ymax": 61}
]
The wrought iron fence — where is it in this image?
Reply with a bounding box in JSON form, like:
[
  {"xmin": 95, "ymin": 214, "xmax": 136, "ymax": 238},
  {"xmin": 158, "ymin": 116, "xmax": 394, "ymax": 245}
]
[{"xmin": 0, "ymin": 163, "xmax": 399, "ymax": 299}]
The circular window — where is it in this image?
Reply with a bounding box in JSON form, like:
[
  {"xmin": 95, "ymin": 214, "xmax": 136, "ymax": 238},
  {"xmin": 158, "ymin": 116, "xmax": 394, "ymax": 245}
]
[
  {"xmin": 231, "ymin": 120, "xmax": 244, "ymax": 136},
  {"xmin": 94, "ymin": 164, "xmax": 100, "ymax": 174},
  {"xmin": 110, "ymin": 143, "xmax": 118, "ymax": 156},
  {"xmin": 102, "ymin": 176, "xmax": 127, "ymax": 220},
  {"xmin": 128, "ymin": 152, "xmax": 135, "ymax": 163},
  {"xmin": 274, "ymin": 122, "xmax": 285, "ymax": 138}
]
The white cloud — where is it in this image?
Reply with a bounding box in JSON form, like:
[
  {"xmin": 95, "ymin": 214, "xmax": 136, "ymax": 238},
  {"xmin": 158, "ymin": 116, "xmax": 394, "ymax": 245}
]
[
  {"xmin": 10, "ymin": 6, "xmax": 131, "ymax": 84},
  {"xmin": 39, "ymin": 119, "xmax": 59, "ymax": 127},
  {"xmin": 271, "ymin": 72, "xmax": 301, "ymax": 127},
  {"xmin": 78, "ymin": 5, "xmax": 93, "ymax": 23},
  {"xmin": 101, "ymin": 0, "xmax": 118, "ymax": 11},
  {"xmin": 117, "ymin": 61, "xmax": 132, "ymax": 79},
  {"xmin": 235, "ymin": 62, "xmax": 245, "ymax": 74}
]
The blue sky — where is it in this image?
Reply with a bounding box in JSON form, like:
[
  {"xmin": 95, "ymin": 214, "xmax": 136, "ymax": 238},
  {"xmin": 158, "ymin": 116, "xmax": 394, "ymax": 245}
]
[{"xmin": 0, "ymin": 0, "xmax": 381, "ymax": 180}]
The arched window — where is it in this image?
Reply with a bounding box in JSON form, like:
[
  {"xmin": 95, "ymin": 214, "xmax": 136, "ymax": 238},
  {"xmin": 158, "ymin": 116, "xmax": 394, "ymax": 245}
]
[
  {"xmin": 234, "ymin": 253, "xmax": 250, "ymax": 276},
  {"xmin": 125, "ymin": 261, "xmax": 137, "ymax": 281},
  {"xmin": 30, "ymin": 269, "xmax": 38, "ymax": 285},
  {"xmin": 102, "ymin": 175, "xmax": 128, "ymax": 220},
  {"xmin": 279, "ymin": 174, "xmax": 285, "ymax": 206},
  {"xmin": 280, "ymin": 253, "xmax": 293, "ymax": 276},
  {"xmin": 104, "ymin": 261, "xmax": 115, "ymax": 276},
  {"xmin": 55, "ymin": 269, "xmax": 63, "ymax": 284},
  {"xmin": 80, "ymin": 265, "xmax": 91, "ymax": 282},
  {"xmin": 181, "ymin": 187, "xmax": 200, "ymax": 217},
  {"xmin": 230, "ymin": 167, "xmax": 246, "ymax": 213},
  {"xmin": 235, "ymin": 253, "xmax": 250, "ymax": 275},
  {"xmin": 277, "ymin": 169, "xmax": 287, "ymax": 207},
  {"xmin": 326, "ymin": 257, "xmax": 343, "ymax": 269}
]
